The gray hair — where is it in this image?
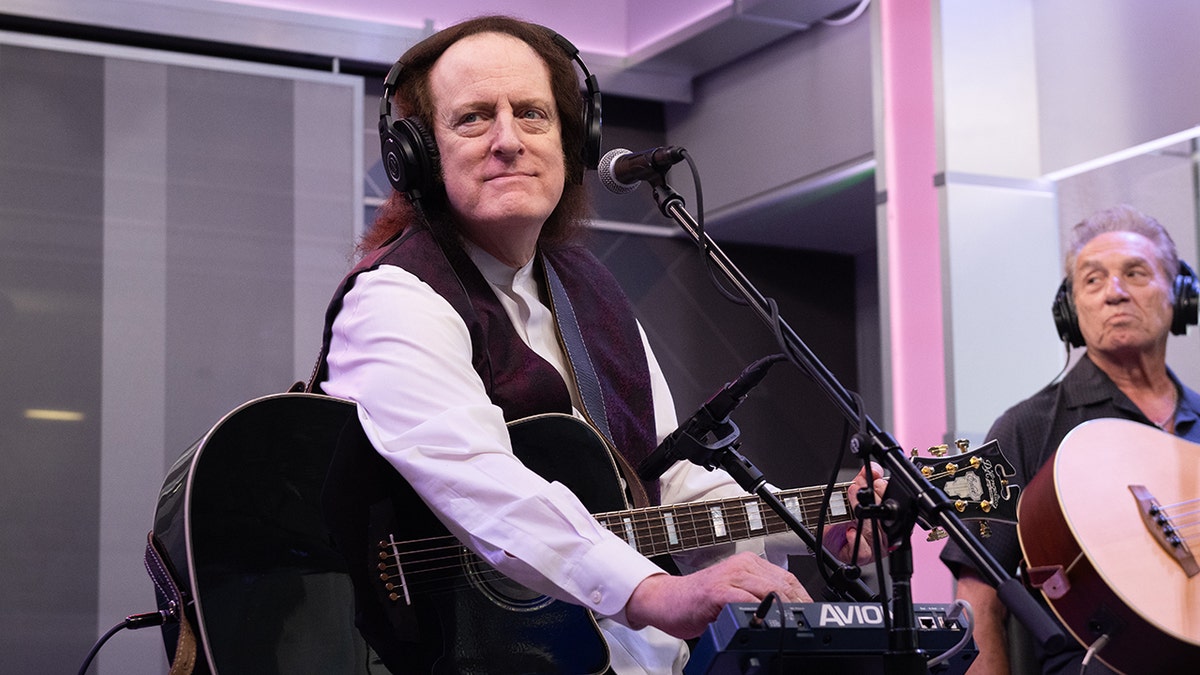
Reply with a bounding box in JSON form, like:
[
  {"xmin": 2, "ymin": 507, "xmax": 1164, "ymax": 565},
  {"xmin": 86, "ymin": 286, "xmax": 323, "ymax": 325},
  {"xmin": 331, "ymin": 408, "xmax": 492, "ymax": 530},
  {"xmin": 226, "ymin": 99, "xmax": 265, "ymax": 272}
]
[{"xmin": 1064, "ymin": 204, "xmax": 1179, "ymax": 282}]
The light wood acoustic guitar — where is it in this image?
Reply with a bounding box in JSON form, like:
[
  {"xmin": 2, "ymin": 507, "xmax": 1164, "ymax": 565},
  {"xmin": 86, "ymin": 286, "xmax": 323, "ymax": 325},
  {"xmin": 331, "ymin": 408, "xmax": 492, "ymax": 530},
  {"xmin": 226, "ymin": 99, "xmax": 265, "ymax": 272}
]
[{"xmin": 1018, "ymin": 417, "xmax": 1200, "ymax": 675}]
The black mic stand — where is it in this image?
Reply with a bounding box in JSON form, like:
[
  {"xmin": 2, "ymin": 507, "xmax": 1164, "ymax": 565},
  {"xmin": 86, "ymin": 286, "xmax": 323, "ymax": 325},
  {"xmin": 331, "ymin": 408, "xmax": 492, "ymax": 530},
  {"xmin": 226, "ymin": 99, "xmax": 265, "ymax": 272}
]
[
  {"xmin": 656, "ymin": 406, "xmax": 877, "ymax": 604},
  {"xmin": 641, "ymin": 173, "xmax": 1067, "ymax": 675}
]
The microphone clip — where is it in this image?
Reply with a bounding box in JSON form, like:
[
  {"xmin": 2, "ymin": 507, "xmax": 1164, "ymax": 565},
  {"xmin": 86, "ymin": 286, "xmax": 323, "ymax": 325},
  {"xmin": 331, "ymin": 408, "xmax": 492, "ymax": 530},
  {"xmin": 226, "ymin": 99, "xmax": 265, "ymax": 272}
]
[{"xmin": 658, "ymin": 415, "xmax": 742, "ymax": 476}]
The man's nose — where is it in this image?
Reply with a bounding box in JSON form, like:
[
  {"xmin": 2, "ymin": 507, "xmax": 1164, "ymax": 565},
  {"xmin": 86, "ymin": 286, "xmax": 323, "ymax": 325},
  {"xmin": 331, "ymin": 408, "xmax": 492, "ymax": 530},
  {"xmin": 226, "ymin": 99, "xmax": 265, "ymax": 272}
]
[
  {"xmin": 1104, "ymin": 275, "xmax": 1131, "ymax": 300},
  {"xmin": 490, "ymin": 113, "xmax": 523, "ymax": 156}
]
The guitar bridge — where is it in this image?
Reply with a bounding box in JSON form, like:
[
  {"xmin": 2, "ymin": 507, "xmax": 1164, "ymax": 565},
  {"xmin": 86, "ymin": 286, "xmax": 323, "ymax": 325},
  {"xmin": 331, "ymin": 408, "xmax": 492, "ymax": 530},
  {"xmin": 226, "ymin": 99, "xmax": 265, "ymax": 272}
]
[
  {"xmin": 377, "ymin": 534, "xmax": 412, "ymax": 605},
  {"xmin": 1130, "ymin": 484, "xmax": 1200, "ymax": 578}
]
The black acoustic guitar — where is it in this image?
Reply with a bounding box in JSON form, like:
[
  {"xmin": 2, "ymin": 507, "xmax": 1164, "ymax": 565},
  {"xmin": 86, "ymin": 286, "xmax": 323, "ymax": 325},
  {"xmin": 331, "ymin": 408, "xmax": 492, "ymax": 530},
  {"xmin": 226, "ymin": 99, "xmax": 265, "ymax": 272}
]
[
  {"xmin": 150, "ymin": 392, "xmax": 1017, "ymax": 674},
  {"xmin": 150, "ymin": 392, "xmax": 369, "ymax": 674}
]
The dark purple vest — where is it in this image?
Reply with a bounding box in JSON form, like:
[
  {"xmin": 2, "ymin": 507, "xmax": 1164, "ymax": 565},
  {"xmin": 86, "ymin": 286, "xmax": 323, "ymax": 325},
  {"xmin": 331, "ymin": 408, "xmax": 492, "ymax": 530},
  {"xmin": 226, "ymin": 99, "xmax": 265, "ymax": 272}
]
[{"xmin": 314, "ymin": 226, "xmax": 661, "ymax": 502}]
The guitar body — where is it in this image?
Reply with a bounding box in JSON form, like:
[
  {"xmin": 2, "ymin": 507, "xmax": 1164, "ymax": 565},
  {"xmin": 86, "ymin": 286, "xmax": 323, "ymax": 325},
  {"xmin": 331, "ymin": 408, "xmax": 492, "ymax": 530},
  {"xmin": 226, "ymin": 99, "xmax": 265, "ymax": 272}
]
[
  {"xmin": 150, "ymin": 392, "xmax": 369, "ymax": 674},
  {"xmin": 1017, "ymin": 418, "xmax": 1200, "ymax": 674},
  {"xmin": 152, "ymin": 393, "xmax": 1013, "ymax": 674},
  {"xmin": 323, "ymin": 411, "xmax": 621, "ymax": 675}
]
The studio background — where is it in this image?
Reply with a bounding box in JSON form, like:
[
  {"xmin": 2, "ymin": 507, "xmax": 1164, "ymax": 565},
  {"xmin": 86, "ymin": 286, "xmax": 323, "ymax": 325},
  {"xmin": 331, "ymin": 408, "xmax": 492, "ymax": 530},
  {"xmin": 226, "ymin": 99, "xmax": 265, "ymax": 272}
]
[{"xmin": 2, "ymin": 1, "xmax": 1199, "ymax": 673}]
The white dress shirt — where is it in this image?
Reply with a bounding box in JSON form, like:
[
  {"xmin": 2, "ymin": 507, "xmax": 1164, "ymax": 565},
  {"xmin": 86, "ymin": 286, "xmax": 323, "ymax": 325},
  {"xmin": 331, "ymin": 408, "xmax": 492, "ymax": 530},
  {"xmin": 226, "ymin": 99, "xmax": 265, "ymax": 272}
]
[{"xmin": 322, "ymin": 243, "xmax": 793, "ymax": 673}]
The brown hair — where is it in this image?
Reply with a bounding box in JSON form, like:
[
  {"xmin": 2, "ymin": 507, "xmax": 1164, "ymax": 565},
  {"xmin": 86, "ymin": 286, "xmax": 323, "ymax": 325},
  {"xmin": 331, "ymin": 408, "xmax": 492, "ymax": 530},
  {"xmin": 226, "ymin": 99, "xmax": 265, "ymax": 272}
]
[{"xmin": 360, "ymin": 16, "xmax": 590, "ymax": 254}]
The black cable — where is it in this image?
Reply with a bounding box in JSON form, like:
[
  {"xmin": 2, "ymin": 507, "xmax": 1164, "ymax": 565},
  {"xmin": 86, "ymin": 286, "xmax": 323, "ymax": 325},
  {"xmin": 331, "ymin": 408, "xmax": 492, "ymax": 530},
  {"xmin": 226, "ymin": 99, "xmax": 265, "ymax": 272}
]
[
  {"xmin": 749, "ymin": 591, "xmax": 778, "ymax": 628},
  {"xmin": 77, "ymin": 622, "xmax": 125, "ymax": 675},
  {"xmin": 77, "ymin": 611, "xmax": 169, "ymax": 675},
  {"xmin": 814, "ymin": 419, "xmax": 853, "ymax": 592},
  {"xmin": 869, "ymin": 494, "xmax": 892, "ymax": 635},
  {"xmin": 844, "ymin": 394, "xmax": 871, "ymax": 569},
  {"xmin": 673, "ymin": 148, "xmax": 879, "ymax": 605},
  {"xmin": 774, "ymin": 591, "xmax": 787, "ymax": 667},
  {"xmin": 678, "ymin": 150, "xmax": 749, "ymax": 308}
]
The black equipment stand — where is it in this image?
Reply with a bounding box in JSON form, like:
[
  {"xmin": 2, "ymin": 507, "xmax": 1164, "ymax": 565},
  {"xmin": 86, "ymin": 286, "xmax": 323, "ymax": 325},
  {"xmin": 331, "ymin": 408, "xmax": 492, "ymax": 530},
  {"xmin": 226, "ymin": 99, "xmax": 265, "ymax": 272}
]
[
  {"xmin": 639, "ymin": 171, "xmax": 1066, "ymax": 674},
  {"xmin": 655, "ymin": 407, "xmax": 877, "ymax": 603}
]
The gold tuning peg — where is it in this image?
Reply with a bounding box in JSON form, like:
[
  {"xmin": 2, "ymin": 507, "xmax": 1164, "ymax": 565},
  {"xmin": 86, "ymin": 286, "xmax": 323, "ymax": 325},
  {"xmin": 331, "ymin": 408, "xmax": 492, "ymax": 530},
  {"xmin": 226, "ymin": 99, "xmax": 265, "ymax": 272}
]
[
  {"xmin": 954, "ymin": 439, "xmax": 970, "ymax": 453},
  {"xmin": 927, "ymin": 527, "xmax": 948, "ymax": 542},
  {"xmin": 928, "ymin": 444, "xmax": 949, "ymax": 457}
]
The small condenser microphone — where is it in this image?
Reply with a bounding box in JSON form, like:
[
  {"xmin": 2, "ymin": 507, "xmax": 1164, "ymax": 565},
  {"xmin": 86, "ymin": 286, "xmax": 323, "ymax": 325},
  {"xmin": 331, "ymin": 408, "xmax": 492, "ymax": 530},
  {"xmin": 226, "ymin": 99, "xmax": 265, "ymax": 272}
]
[{"xmin": 636, "ymin": 354, "xmax": 784, "ymax": 482}]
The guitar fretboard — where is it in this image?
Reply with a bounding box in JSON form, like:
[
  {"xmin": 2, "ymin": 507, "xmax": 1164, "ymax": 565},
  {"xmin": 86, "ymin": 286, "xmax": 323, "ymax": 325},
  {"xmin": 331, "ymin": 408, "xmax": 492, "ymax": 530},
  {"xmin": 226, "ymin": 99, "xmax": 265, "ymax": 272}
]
[{"xmin": 593, "ymin": 483, "xmax": 853, "ymax": 557}]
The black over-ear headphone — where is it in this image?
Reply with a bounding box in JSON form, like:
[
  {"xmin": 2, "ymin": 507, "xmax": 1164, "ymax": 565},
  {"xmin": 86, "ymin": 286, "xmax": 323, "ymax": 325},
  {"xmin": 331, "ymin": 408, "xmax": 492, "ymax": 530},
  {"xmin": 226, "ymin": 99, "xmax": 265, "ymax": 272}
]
[
  {"xmin": 378, "ymin": 30, "xmax": 602, "ymax": 203},
  {"xmin": 1052, "ymin": 260, "xmax": 1200, "ymax": 347}
]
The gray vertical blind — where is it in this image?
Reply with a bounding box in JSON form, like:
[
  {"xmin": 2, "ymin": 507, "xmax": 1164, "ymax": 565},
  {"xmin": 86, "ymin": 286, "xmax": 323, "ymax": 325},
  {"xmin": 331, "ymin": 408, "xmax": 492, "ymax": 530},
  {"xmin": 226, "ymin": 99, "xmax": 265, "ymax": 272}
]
[{"xmin": 0, "ymin": 33, "xmax": 359, "ymax": 675}]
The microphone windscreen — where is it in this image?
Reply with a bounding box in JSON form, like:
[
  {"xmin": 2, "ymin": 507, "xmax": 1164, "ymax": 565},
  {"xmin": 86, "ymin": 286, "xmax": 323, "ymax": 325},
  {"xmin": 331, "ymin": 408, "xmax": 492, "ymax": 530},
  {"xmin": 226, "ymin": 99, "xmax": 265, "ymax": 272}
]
[{"xmin": 597, "ymin": 148, "xmax": 639, "ymax": 194}]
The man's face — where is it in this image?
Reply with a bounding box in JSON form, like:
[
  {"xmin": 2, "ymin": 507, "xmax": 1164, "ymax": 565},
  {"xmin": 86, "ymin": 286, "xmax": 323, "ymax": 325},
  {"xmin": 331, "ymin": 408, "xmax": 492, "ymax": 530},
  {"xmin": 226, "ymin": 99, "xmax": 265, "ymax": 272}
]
[
  {"xmin": 1072, "ymin": 231, "xmax": 1175, "ymax": 355},
  {"xmin": 427, "ymin": 32, "xmax": 566, "ymax": 246}
]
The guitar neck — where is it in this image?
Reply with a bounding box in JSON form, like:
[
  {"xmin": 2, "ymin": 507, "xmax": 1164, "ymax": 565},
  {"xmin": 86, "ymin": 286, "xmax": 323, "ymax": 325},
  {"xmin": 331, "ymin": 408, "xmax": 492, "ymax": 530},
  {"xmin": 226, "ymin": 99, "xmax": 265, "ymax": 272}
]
[{"xmin": 593, "ymin": 482, "xmax": 854, "ymax": 558}]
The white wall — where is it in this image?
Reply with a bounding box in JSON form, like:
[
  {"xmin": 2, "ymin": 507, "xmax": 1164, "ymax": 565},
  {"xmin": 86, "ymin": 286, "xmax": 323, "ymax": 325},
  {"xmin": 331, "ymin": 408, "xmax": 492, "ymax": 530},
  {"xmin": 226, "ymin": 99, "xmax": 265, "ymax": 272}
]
[{"xmin": 940, "ymin": 0, "xmax": 1200, "ymax": 445}]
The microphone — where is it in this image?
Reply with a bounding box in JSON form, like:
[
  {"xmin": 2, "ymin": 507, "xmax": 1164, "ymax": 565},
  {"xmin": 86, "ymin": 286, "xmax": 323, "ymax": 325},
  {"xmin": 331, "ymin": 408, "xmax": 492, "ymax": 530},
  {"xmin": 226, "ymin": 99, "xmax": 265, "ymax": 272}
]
[
  {"xmin": 597, "ymin": 146, "xmax": 687, "ymax": 194},
  {"xmin": 637, "ymin": 354, "xmax": 784, "ymax": 482}
]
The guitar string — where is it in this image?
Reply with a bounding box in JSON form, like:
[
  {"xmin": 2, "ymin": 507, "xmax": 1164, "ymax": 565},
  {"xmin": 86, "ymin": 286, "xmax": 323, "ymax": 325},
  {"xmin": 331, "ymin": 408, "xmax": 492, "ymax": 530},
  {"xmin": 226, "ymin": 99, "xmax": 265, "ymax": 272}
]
[
  {"xmin": 381, "ymin": 485, "xmax": 1194, "ymax": 595},
  {"xmin": 380, "ymin": 487, "xmax": 851, "ymax": 571},
  {"xmin": 613, "ymin": 493, "xmax": 849, "ymax": 556},
  {"xmin": 375, "ymin": 454, "xmax": 989, "ymax": 594},
  {"xmin": 1149, "ymin": 497, "xmax": 1200, "ymax": 538},
  {"xmin": 1156, "ymin": 496, "xmax": 1200, "ymax": 512},
  {"xmin": 595, "ymin": 485, "xmax": 851, "ymax": 534},
  {"xmin": 381, "ymin": 488, "xmax": 853, "ymax": 586},
  {"xmin": 378, "ymin": 513, "xmax": 823, "ymax": 599},
  {"xmin": 378, "ymin": 506, "xmax": 845, "ymax": 601},
  {"xmin": 374, "ymin": 505, "xmax": 844, "ymax": 599},
  {"xmin": 379, "ymin": 503, "xmax": 820, "ymax": 582}
]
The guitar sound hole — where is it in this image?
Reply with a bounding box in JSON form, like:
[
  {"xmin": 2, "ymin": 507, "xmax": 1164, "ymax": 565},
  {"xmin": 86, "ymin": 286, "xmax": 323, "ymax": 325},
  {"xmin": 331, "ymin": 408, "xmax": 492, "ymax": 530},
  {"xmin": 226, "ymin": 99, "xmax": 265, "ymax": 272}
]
[{"xmin": 461, "ymin": 551, "xmax": 555, "ymax": 612}]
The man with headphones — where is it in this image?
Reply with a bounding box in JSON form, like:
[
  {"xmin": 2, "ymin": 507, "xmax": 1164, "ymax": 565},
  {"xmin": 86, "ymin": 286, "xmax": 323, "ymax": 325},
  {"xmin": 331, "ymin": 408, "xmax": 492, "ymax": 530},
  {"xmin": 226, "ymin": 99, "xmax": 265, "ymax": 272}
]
[
  {"xmin": 311, "ymin": 15, "xmax": 882, "ymax": 674},
  {"xmin": 939, "ymin": 204, "xmax": 1200, "ymax": 675}
]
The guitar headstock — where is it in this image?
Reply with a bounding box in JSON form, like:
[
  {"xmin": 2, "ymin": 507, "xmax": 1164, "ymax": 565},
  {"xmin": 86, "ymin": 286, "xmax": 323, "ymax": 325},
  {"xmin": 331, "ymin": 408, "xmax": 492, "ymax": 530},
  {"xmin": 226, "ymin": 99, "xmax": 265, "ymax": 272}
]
[{"xmin": 911, "ymin": 439, "xmax": 1020, "ymax": 527}]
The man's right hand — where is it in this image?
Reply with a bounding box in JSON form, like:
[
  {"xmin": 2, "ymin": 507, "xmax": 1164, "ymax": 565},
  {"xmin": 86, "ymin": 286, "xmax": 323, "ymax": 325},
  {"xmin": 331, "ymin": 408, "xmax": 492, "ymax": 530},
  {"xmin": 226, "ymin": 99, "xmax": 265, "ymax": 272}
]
[{"xmin": 623, "ymin": 551, "xmax": 811, "ymax": 639}]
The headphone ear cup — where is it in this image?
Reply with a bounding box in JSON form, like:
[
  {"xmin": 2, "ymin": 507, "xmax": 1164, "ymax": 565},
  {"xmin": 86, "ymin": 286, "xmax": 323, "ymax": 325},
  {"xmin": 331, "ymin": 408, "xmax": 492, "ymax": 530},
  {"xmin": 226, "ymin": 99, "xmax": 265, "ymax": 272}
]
[
  {"xmin": 548, "ymin": 31, "xmax": 601, "ymax": 171},
  {"xmin": 582, "ymin": 88, "xmax": 601, "ymax": 170},
  {"xmin": 379, "ymin": 116, "xmax": 440, "ymax": 201},
  {"xmin": 1052, "ymin": 278, "xmax": 1085, "ymax": 348},
  {"xmin": 1171, "ymin": 260, "xmax": 1200, "ymax": 336}
]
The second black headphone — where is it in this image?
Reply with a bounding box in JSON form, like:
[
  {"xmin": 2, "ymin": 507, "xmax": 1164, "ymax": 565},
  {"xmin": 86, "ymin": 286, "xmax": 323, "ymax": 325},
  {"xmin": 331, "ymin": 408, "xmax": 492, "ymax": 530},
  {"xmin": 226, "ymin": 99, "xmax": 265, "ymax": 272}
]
[
  {"xmin": 1052, "ymin": 260, "xmax": 1200, "ymax": 347},
  {"xmin": 378, "ymin": 29, "xmax": 602, "ymax": 203}
]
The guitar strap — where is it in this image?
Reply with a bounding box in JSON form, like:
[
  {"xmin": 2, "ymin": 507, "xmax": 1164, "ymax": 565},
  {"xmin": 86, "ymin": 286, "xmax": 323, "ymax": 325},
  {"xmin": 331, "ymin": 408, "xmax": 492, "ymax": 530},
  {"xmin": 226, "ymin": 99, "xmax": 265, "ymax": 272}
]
[
  {"xmin": 543, "ymin": 256, "xmax": 651, "ymax": 510},
  {"xmin": 143, "ymin": 532, "xmax": 197, "ymax": 675}
]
